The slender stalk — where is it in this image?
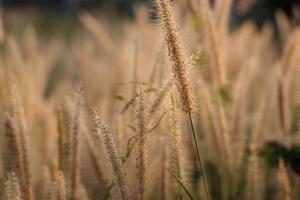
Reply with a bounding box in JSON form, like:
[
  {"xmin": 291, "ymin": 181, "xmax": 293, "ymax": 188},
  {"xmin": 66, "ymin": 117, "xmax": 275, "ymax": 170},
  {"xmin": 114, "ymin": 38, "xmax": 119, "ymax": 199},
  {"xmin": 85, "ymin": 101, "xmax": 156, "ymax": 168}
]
[
  {"xmin": 167, "ymin": 168, "xmax": 194, "ymax": 200},
  {"xmin": 188, "ymin": 113, "xmax": 210, "ymax": 200}
]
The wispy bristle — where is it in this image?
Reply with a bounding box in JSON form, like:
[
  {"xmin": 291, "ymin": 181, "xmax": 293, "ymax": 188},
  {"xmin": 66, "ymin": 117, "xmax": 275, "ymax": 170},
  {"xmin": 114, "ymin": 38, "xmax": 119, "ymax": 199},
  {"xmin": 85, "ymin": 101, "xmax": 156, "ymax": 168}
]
[
  {"xmin": 11, "ymin": 87, "xmax": 33, "ymax": 200},
  {"xmin": 148, "ymin": 77, "xmax": 173, "ymax": 120},
  {"xmin": 69, "ymin": 86, "xmax": 84, "ymax": 200},
  {"xmin": 93, "ymin": 108, "xmax": 130, "ymax": 200},
  {"xmin": 167, "ymin": 94, "xmax": 183, "ymax": 199},
  {"xmin": 135, "ymin": 87, "xmax": 147, "ymax": 200},
  {"xmin": 155, "ymin": 0, "xmax": 194, "ymax": 113},
  {"xmin": 4, "ymin": 172, "xmax": 22, "ymax": 200},
  {"xmin": 54, "ymin": 170, "xmax": 67, "ymax": 200},
  {"xmin": 3, "ymin": 114, "xmax": 22, "ymax": 175}
]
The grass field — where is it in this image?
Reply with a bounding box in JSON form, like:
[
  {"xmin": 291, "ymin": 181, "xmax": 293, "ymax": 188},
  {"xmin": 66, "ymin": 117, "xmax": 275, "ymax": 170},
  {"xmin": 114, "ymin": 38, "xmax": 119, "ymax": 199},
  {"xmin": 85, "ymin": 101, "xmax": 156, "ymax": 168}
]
[{"xmin": 0, "ymin": 0, "xmax": 300, "ymax": 199}]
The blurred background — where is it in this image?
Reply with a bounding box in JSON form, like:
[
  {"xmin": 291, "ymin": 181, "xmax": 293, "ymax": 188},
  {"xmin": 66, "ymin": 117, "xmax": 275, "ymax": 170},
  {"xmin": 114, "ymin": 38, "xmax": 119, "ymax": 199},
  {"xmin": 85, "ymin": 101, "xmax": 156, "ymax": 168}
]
[
  {"xmin": 1, "ymin": 1, "xmax": 300, "ymax": 200},
  {"xmin": 0, "ymin": 0, "xmax": 145, "ymax": 18},
  {"xmin": 1, "ymin": 0, "xmax": 300, "ymax": 32}
]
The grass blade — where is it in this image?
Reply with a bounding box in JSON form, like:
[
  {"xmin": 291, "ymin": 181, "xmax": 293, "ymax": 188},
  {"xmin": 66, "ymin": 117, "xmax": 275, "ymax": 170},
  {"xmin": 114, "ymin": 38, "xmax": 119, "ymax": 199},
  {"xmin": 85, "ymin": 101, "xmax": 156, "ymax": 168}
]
[{"xmin": 167, "ymin": 168, "xmax": 194, "ymax": 200}]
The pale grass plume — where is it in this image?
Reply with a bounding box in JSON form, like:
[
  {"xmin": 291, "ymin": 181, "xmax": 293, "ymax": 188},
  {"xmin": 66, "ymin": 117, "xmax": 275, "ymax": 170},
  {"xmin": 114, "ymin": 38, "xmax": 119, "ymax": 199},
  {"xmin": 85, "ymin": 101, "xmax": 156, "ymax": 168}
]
[
  {"xmin": 46, "ymin": 180, "xmax": 58, "ymax": 200},
  {"xmin": 135, "ymin": 87, "xmax": 147, "ymax": 200},
  {"xmin": 54, "ymin": 170, "xmax": 67, "ymax": 200},
  {"xmin": 15, "ymin": 110, "xmax": 33, "ymax": 200},
  {"xmin": 278, "ymin": 29, "xmax": 300, "ymax": 134},
  {"xmin": 42, "ymin": 163, "xmax": 52, "ymax": 199},
  {"xmin": 3, "ymin": 114, "xmax": 23, "ymax": 178},
  {"xmin": 69, "ymin": 86, "xmax": 84, "ymax": 200},
  {"xmin": 56, "ymin": 106, "xmax": 65, "ymax": 171},
  {"xmin": 155, "ymin": 1, "xmax": 210, "ymax": 198},
  {"xmin": 155, "ymin": 0, "xmax": 194, "ymax": 113},
  {"xmin": 4, "ymin": 172, "xmax": 22, "ymax": 200},
  {"xmin": 201, "ymin": 0, "xmax": 227, "ymax": 88},
  {"xmin": 246, "ymin": 144, "xmax": 260, "ymax": 200},
  {"xmin": 278, "ymin": 160, "xmax": 292, "ymax": 200},
  {"xmin": 92, "ymin": 107, "xmax": 130, "ymax": 200},
  {"xmin": 167, "ymin": 94, "xmax": 183, "ymax": 199},
  {"xmin": 9, "ymin": 88, "xmax": 33, "ymax": 200},
  {"xmin": 168, "ymin": 95, "xmax": 182, "ymax": 177},
  {"xmin": 56, "ymin": 103, "xmax": 74, "ymax": 200},
  {"xmin": 42, "ymin": 168, "xmax": 66, "ymax": 200}
]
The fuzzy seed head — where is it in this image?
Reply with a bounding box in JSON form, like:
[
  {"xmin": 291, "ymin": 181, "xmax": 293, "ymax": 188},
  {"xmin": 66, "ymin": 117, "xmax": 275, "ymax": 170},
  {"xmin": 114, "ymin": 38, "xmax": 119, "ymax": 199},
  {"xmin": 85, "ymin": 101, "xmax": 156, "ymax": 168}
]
[
  {"xmin": 155, "ymin": 0, "xmax": 194, "ymax": 113},
  {"xmin": 135, "ymin": 87, "xmax": 147, "ymax": 200},
  {"xmin": 93, "ymin": 108, "xmax": 130, "ymax": 200},
  {"xmin": 4, "ymin": 172, "xmax": 22, "ymax": 200}
]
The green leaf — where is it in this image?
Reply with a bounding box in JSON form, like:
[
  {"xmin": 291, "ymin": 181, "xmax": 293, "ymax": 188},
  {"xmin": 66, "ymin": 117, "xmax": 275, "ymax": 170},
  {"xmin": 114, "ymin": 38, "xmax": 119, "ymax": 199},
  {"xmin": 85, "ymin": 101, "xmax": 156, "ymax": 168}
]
[
  {"xmin": 289, "ymin": 105, "xmax": 300, "ymax": 134},
  {"xmin": 219, "ymin": 87, "xmax": 232, "ymax": 104},
  {"xmin": 258, "ymin": 141, "xmax": 288, "ymax": 167},
  {"xmin": 192, "ymin": 15, "xmax": 203, "ymax": 30},
  {"xmin": 190, "ymin": 51, "xmax": 207, "ymax": 69},
  {"xmin": 126, "ymin": 124, "xmax": 136, "ymax": 132},
  {"xmin": 167, "ymin": 168, "xmax": 194, "ymax": 200}
]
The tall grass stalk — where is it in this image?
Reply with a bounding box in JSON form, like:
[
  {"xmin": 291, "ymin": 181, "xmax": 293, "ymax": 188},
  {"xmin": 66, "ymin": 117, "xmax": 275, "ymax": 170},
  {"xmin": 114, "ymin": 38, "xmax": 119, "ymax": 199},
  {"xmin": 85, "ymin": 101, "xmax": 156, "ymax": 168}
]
[
  {"xmin": 136, "ymin": 87, "xmax": 147, "ymax": 200},
  {"xmin": 155, "ymin": 0, "xmax": 210, "ymax": 199},
  {"xmin": 93, "ymin": 108, "xmax": 130, "ymax": 200}
]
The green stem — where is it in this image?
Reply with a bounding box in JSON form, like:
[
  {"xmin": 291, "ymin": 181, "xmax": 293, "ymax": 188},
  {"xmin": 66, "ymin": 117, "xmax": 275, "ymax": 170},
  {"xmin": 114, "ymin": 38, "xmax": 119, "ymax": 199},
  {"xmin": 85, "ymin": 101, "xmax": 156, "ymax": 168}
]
[
  {"xmin": 167, "ymin": 168, "xmax": 194, "ymax": 200},
  {"xmin": 188, "ymin": 113, "xmax": 210, "ymax": 200}
]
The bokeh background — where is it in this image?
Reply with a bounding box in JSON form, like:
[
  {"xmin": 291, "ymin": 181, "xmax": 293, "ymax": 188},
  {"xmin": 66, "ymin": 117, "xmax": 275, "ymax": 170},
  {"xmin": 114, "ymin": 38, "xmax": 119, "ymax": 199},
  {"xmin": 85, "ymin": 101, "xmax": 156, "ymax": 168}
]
[
  {"xmin": 1, "ymin": 1, "xmax": 300, "ymax": 200},
  {"xmin": 1, "ymin": 0, "xmax": 300, "ymax": 24}
]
